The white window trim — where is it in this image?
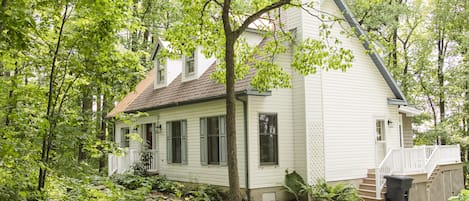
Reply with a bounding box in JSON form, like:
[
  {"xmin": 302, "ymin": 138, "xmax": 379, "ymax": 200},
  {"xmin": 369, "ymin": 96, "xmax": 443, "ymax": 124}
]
[
  {"xmin": 375, "ymin": 118, "xmax": 386, "ymax": 142},
  {"xmin": 183, "ymin": 51, "xmax": 197, "ymax": 81},
  {"xmin": 258, "ymin": 112, "xmax": 279, "ymax": 166},
  {"xmin": 154, "ymin": 59, "xmax": 167, "ymax": 89}
]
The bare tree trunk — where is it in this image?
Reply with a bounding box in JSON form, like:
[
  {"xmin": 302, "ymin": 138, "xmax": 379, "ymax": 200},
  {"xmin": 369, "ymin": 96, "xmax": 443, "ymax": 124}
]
[
  {"xmin": 99, "ymin": 93, "xmax": 107, "ymax": 172},
  {"xmin": 79, "ymin": 85, "xmax": 92, "ymax": 162},
  {"xmin": 38, "ymin": 4, "xmax": 69, "ymax": 191},
  {"xmin": 437, "ymin": 32, "xmax": 447, "ymax": 123}
]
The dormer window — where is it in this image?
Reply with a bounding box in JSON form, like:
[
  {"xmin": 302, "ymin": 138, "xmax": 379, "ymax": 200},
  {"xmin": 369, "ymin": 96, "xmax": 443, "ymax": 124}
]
[
  {"xmin": 185, "ymin": 52, "xmax": 195, "ymax": 75},
  {"xmin": 156, "ymin": 59, "xmax": 165, "ymax": 84}
]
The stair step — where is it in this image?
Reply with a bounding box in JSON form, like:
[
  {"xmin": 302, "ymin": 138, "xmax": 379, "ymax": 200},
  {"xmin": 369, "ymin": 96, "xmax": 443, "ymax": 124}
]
[
  {"xmin": 360, "ymin": 195, "xmax": 385, "ymax": 201},
  {"xmin": 359, "ymin": 183, "xmax": 377, "ymax": 191},
  {"xmin": 368, "ymin": 169, "xmax": 376, "ymax": 173},
  {"xmin": 363, "ymin": 178, "xmax": 376, "ymax": 184},
  {"xmin": 359, "ymin": 189, "xmax": 377, "ymax": 197},
  {"xmin": 359, "ymin": 189, "xmax": 385, "ymax": 197}
]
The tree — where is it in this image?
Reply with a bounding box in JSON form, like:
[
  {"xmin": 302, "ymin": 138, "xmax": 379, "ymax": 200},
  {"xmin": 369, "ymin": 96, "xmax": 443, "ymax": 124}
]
[{"xmin": 163, "ymin": 0, "xmax": 354, "ymax": 199}]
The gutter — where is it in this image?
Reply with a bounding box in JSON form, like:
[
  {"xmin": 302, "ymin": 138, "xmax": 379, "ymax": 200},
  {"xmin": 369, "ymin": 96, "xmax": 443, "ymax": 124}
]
[
  {"xmin": 122, "ymin": 89, "xmax": 271, "ymax": 114},
  {"xmin": 236, "ymin": 95, "xmax": 250, "ymax": 201}
]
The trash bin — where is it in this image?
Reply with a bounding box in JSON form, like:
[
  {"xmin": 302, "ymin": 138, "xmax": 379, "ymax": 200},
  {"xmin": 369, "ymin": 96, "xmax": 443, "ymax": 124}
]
[{"xmin": 384, "ymin": 175, "xmax": 413, "ymax": 201}]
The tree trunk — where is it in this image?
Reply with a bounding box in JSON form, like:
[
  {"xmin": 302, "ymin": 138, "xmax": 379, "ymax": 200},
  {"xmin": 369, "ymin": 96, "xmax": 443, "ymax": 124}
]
[
  {"xmin": 225, "ymin": 32, "xmax": 242, "ymax": 201},
  {"xmin": 79, "ymin": 85, "xmax": 92, "ymax": 162},
  {"xmin": 38, "ymin": 4, "xmax": 68, "ymax": 190},
  {"xmin": 98, "ymin": 93, "xmax": 107, "ymax": 172}
]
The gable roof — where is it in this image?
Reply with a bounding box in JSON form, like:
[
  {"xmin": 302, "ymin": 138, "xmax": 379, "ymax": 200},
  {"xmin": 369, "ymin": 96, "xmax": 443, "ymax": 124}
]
[
  {"xmin": 333, "ymin": 0, "xmax": 407, "ymax": 104},
  {"xmin": 108, "ymin": 0, "xmax": 407, "ymax": 117},
  {"xmin": 107, "ymin": 62, "xmax": 258, "ymax": 117},
  {"xmin": 106, "ymin": 69, "xmax": 155, "ymax": 118}
]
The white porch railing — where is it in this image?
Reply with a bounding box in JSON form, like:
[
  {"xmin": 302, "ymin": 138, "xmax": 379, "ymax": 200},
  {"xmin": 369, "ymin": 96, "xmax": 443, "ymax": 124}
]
[
  {"xmin": 108, "ymin": 149, "xmax": 158, "ymax": 176},
  {"xmin": 375, "ymin": 145, "xmax": 461, "ymax": 198}
]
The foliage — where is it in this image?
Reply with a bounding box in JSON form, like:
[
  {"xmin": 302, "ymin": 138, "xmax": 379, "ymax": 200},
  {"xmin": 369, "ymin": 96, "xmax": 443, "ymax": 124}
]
[
  {"xmin": 302, "ymin": 179, "xmax": 359, "ymax": 201},
  {"xmin": 284, "ymin": 170, "xmax": 307, "ymax": 201},
  {"xmin": 449, "ymin": 189, "xmax": 469, "ymax": 201},
  {"xmin": 131, "ymin": 150, "xmax": 153, "ymax": 176}
]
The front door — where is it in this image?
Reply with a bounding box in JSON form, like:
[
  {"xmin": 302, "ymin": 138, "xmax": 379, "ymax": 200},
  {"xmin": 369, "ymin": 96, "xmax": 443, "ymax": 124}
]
[
  {"xmin": 145, "ymin": 123, "xmax": 153, "ymax": 149},
  {"xmin": 375, "ymin": 119, "xmax": 386, "ymax": 165}
]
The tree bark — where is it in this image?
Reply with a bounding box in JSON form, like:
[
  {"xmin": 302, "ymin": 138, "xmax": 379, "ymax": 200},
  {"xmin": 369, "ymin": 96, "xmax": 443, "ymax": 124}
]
[
  {"xmin": 222, "ymin": 0, "xmax": 241, "ymax": 199},
  {"xmin": 225, "ymin": 34, "xmax": 241, "ymax": 201}
]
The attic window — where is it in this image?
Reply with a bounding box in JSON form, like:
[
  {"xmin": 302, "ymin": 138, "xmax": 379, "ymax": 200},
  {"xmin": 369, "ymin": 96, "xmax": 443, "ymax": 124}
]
[
  {"xmin": 185, "ymin": 52, "xmax": 195, "ymax": 75},
  {"xmin": 156, "ymin": 59, "xmax": 165, "ymax": 83}
]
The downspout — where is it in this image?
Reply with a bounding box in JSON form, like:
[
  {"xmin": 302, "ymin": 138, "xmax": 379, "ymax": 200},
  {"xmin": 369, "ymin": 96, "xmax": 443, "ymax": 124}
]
[{"xmin": 236, "ymin": 95, "xmax": 250, "ymax": 201}]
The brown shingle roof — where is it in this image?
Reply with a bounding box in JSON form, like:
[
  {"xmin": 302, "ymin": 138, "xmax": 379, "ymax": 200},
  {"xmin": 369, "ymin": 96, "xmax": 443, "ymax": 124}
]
[
  {"xmin": 107, "ymin": 69, "xmax": 155, "ymax": 118},
  {"xmin": 107, "ymin": 62, "xmax": 255, "ymax": 117}
]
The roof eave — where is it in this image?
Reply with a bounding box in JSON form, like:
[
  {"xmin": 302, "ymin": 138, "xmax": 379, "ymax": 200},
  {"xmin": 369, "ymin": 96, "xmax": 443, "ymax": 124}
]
[{"xmin": 124, "ymin": 89, "xmax": 271, "ymax": 114}]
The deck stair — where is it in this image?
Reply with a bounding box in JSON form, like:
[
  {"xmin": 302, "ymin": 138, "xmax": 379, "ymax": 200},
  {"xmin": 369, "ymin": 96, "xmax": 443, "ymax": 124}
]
[
  {"xmin": 358, "ymin": 169, "xmax": 385, "ymax": 201},
  {"xmin": 426, "ymin": 166, "xmax": 440, "ymax": 189}
]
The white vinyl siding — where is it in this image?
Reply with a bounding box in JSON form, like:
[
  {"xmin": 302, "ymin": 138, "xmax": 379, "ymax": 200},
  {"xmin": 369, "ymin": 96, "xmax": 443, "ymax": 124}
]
[
  {"xmin": 318, "ymin": 0, "xmax": 401, "ymax": 182},
  {"xmin": 127, "ymin": 100, "xmax": 245, "ymax": 187},
  {"xmin": 247, "ymin": 50, "xmax": 295, "ymax": 189}
]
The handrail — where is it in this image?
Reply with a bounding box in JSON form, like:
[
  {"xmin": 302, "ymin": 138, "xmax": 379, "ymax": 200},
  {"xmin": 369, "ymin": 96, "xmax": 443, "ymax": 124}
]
[
  {"xmin": 108, "ymin": 149, "xmax": 159, "ymax": 175},
  {"xmin": 374, "ymin": 145, "xmax": 460, "ymax": 198}
]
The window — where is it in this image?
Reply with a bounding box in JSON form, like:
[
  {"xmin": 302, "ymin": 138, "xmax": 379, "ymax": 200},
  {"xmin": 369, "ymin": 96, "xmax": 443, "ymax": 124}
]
[
  {"xmin": 200, "ymin": 116, "xmax": 226, "ymax": 165},
  {"xmin": 166, "ymin": 120, "xmax": 187, "ymax": 164},
  {"xmin": 376, "ymin": 120, "xmax": 385, "ymax": 141},
  {"xmin": 120, "ymin": 127, "xmax": 130, "ymax": 148},
  {"xmin": 185, "ymin": 52, "xmax": 195, "ymax": 75},
  {"xmin": 259, "ymin": 113, "xmax": 278, "ymax": 165},
  {"xmin": 156, "ymin": 59, "xmax": 165, "ymax": 84}
]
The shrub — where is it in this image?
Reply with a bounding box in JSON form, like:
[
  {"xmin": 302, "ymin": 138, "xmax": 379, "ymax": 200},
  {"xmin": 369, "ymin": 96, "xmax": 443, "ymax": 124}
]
[
  {"xmin": 283, "ymin": 170, "xmax": 307, "ymax": 201},
  {"xmin": 449, "ymin": 189, "xmax": 469, "ymax": 201},
  {"xmin": 188, "ymin": 184, "xmax": 225, "ymax": 201},
  {"xmin": 111, "ymin": 173, "xmax": 152, "ymax": 190},
  {"xmin": 302, "ymin": 179, "xmax": 359, "ymax": 201}
]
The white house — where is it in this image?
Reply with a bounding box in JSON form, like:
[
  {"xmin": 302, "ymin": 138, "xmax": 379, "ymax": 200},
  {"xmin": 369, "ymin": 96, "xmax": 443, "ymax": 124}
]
[{"xmin": 107, "ymin": 0, "xmax": 463, "ymax": 200}]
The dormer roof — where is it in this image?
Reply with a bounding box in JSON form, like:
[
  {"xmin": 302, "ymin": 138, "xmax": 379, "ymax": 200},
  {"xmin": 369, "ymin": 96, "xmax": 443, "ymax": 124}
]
[{"xmin": 150, "ymin": 38, "xmax": 171, "ymax": 61}]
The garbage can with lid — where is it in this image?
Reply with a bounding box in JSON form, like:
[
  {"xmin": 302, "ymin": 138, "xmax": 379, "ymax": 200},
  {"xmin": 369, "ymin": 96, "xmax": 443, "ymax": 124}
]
[{"xmin": 384, "ymin": 175, "xmax": 413, "ymax": 201}]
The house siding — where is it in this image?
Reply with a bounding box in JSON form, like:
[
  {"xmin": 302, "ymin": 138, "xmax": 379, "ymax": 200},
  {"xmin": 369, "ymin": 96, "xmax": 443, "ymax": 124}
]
[
  {"xmin": 318, "ymin": 0, "xmax": 401, "ymax": 181},
  {"xmin": 299, "ymin": 2, "xmax": 326, "ymax": 185},
  {"xmin": 285, "ymin": 6, "xmax": 309, "ymax": 183},
  {"xmin": 247, "ymin": 50, "xmax": 296, "ymax": 189},
  {"xmin": 116, "ymin": 100, "xmax": 246, "ymax": 187}
]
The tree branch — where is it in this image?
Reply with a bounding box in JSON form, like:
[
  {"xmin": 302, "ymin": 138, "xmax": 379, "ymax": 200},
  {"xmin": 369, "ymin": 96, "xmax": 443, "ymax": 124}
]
[{"xmin": 233, "ymin": 0, "xmax": 291, "ymax": 38}]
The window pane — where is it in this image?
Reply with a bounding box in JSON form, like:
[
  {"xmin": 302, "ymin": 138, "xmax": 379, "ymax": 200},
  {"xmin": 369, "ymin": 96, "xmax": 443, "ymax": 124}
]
[
  {"xmin": 260, "ymin": 134, "xmax": 277, "ymax": 163},
  {"xmin": 206, "ymin": 117, "xmax": 220, "ymax": 164},
  {"xmin": 259, "ymin": 113, "xmax": 278, "ymax": 164},
  {"xmin": 122, "ymin": 127, "xmax": 130, "ymax": 148},
  {"xmin": 376, "ymin": 120, "xmax": 384, "ymax": 141},
  {"xmin": 172, "ymin": 121, "xmax": 181, "ymax": 163}
]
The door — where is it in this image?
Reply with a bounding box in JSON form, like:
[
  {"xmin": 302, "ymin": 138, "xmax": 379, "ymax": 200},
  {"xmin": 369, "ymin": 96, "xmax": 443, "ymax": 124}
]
[
  {"xmin": 375, "ymin": 119, "xmax": 386, "ymax": 165},
  {"xmin": 145, "ymin": 123, "xmax": 153, "ymax": 149}
]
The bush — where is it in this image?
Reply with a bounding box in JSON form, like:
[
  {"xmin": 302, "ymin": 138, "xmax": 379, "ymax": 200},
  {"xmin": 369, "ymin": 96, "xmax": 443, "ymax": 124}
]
[
  {"xmin": 283, "ymin": 170, "xmax": 359, "ymax": 201},
  {"xmin": 303, "ymin": 179, "xmax": 359, "ymax": 201},
  {"xmin": 111, "ymin": 173, "xmax": 153, "ymax": 190},
  {"xmin": 449, "ymin": 189, "xmax": 469, "ymax": 201},
  {"xmin": 283, "ymin": 170, "xmax": 307, "ymax": 201}
]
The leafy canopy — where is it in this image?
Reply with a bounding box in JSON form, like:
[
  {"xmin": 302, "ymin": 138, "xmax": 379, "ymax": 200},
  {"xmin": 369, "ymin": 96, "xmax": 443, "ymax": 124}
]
[{"xmin": 163, "ymin": 0, "xmax": 354, "ymax": 92}]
